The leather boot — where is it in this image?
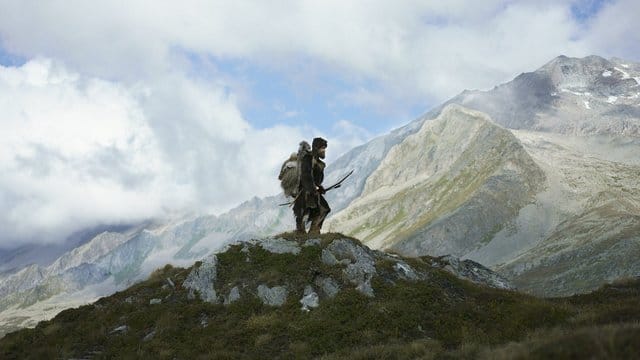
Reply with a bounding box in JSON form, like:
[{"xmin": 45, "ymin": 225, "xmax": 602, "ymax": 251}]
[{"xmin": 308, "ymin": 218, "xmax": 321, "ymax": 236}]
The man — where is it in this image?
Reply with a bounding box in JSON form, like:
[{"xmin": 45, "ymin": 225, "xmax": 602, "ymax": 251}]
[{"xmin": 293, "ymin": 137, "xmax": 330, "ymax": 235}]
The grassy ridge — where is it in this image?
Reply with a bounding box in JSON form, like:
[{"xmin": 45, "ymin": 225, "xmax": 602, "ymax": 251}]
[{"xmin": 0, "ymin": 234, "xmax": 638, "ymax": 359}]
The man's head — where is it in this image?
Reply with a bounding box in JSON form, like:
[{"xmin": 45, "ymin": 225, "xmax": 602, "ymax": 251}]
[{"xmin": 312, "ymin": 137, "xmax": 327, "ymax": 159}]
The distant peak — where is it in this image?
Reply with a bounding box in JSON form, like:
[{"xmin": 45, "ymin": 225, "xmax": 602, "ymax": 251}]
[{"xmin": 539, "ymin": 54, "xmax": 611, "ymax": 72}]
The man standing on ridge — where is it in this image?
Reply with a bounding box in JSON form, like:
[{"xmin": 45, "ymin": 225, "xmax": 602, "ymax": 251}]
[{"xmin": 293, "ymin": 137, "xmax": 330, "ymax": 235}]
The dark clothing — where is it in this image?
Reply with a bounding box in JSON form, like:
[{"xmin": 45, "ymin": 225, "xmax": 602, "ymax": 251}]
[
  {"xmin": 300, "ymin": 152, "xmax": 324, "ymax": 193},
  {"xmin": 293, "ymin": 152, "xmax": 330, "ymax": 233}
]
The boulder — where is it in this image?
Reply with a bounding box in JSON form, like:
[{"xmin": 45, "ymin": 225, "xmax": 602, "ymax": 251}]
[
  {"xmin": 182, "ymin": 254, "xmax": 219, "ymax": 303},
  {"xmin": 257, "ymin": 284, "xmax": 288, "ymax": 306},
  {"xmin": 300, "ymin": 285, "xmax": 319, "ymax": 311}
]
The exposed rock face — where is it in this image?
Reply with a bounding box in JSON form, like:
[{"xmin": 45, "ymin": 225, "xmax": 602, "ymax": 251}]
[{"xmin": 182, "ymin": 255, "xmax": 218, "ymax": 303}]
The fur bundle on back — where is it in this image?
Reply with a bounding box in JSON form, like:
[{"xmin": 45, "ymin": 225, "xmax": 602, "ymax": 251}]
[{"xmin": 278, "ymin": 141, "xmax": 311, "ymax": 198}]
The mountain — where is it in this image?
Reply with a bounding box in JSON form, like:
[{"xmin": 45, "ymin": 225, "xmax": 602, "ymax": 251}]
[
  {"xmin": 488, "ymin": 131, "xmax": 640, "ymax": 296},
  {"xmin": 327, "ymin": 55, "xmax": 640, "ymax": 297},
  {"xmin": 326, "ymin": 105, "xmax": 546, "ymax": 256},
  {"xmin": 0, "ymin": 223, "xmax": 143, "ymax": 274},
  {"xmin": 447, "ymin": 55, "xmax": 640, "ymax": 136},
  {"xmin": 1, "ymin": 233, "xmax": 638, "ymax": 359},
  {"xmin": 2, "ymin": 54, "xmax": 639, "ymax": 336}
]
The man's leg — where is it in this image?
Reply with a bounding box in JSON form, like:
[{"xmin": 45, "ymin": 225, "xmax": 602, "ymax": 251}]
[
  {"xmin": 292, "ymin": 195, "xmax": 307, "ymax": 234},
  {"xmin": 309, "ymin": 195, "xmax": 330, "ymax": 235}
]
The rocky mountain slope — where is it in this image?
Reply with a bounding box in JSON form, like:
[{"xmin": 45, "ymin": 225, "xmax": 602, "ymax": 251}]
[
  {"xmin": 486, "ymin": 131, "xmax": 640, "ymax": 296},
  {"xmin": 2, "ymin": 233, "xmax": 638, "ymax": 359},
  {"xmin": 326, "ymin": 105, "xmax": 546, "ymax": 256}
]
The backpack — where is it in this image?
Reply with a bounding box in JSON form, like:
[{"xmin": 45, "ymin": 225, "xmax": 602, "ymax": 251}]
[{"xmin": 278, "ymin": 141, "xmax": 311, "ymax": 198}]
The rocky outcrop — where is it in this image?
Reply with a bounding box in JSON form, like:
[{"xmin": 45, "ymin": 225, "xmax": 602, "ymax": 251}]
[
  {"xmin": 322, "ymin": 239, "xmax": 379, "ymax": 297},
  {"xmin": 181, "ymin": 235, "xmax": 513, "ymax": 310},
  {"xmin": 432, "ymin": 255, "xmax": 514, "ymax": 291},
  {"xmin": 182, "ymin": 254, "xmax": 218, "ymax": 303}
]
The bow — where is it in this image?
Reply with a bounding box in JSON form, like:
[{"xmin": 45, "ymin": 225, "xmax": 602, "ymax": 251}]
[{"xmin": 278, "ymin": 169, "xmax": 354, "ymax": 206}]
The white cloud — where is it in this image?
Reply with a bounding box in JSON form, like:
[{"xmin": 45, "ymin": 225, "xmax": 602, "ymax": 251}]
[
  {"xmin": 0, "ymin": 59, "xmax": 178, "ymax": 246},
  {"xmin": 0, "ymin": 0, "xmax": 607, "ymax": 102},
  {"xmin": 0, "ymin": 59, "xmax": 311, "ymax": 247},
  {"xmin": 579, "ymin": 0, "xmax": 640, "ymax": 60},
  {"xmin": 328, "ymin": 120, "xmax": 374, "ymax": 160}
]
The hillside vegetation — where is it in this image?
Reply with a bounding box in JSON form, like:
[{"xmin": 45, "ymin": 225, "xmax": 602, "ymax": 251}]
[{"xmin": 1, "ymin": 233, "xmax": 638, "ymax": 359}]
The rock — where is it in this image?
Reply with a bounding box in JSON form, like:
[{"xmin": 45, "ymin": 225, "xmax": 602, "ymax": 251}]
[
  {"xmin": 142, "ymin": 329, "xmax": 156, "ymax": 342},
  {"xmin": 259, "ymin": 238, "xmax": 301, "ymax": 255},
  {"xmin": 166, "ymin": 277, "xmax": 175, "ymax": 288},
  {"xmin": 393, "ymin": 261, "xmax": 421, "ymax": 281},
  {"xmin": 183, "ymin": 254, "xmax": 219, "ymax": 303},
  {"xmin": 199, "ymin": 314, "xmax": 209, "ymax": 328},
  {"xmin": 257, "ymin": 284, "xmax": 288, "ymax": 306},
  {"xmin": 124, "ymin": 296, "xmax": 135, "ymax": 304},
  {"xmin": 304, "ymin": 238, "xmax": 321, "ymax": 247},
  {"xmin": 321, "ymin": 249, "xmax": 339, "ymax": 266},
  {"xmin": 300, "ymin": 285, "xmax": 319, "ymax": 312},
  {"xmin": 438, "ymin": 255, "xmax": 515, "ymax": 290},
  {"xmin": 326, "ymin": 239, "xmax": 378, "ymax": 297},
  {"xmin": 110, "ymin": 325, "xmax": 129, "ymax": 334},
  {"xmin": 149, "ymin": 298, "xmax": 161, "ymax": 305},
  {"xmin": 345, "ymin": 265, "xmax": 375, "ymax": 297},
  {"xmin": 326, "ymin": 239, "xmax": 377, "ymax": 265},
  {"xmin": 224, "ymin": 286, "xmax": 241, "ymax": 305},
  {"xmin": 315, "ymin": 276, "xmax": 340, "ymax": 298}
]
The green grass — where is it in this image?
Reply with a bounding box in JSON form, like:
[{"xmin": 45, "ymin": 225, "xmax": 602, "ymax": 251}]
[{"xmin": 1, "ymin": 234, "xmax": 638, "ymax": 359}]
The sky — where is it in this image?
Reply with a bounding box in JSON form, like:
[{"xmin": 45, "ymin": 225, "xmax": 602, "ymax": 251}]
[{"xmin": 0, "ymin": 0, "xmax": 639, "ymax": 249}]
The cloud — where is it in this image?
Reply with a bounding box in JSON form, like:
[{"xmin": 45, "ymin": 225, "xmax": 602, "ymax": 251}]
[
  {"xmin": 0, "ymin": 59, "xmax": 176, "ymax": 246},
  {"xmin": 0, "ymin": 1, "xmax": 614, "ymax": 103},
  {"xmin": 328, "ymin": 120, "xmax": 374, "ymax": 160},
  {"xmin": 579, "ymin": 0, "xmax": 640, "ymax": 60},
  {"xmin": 0, "ymin": 58, "xmax": 367, "ymax": 248},
  {"xmin": 0, "ymin": 59, "xmax": 316, "ymax": 248}
]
